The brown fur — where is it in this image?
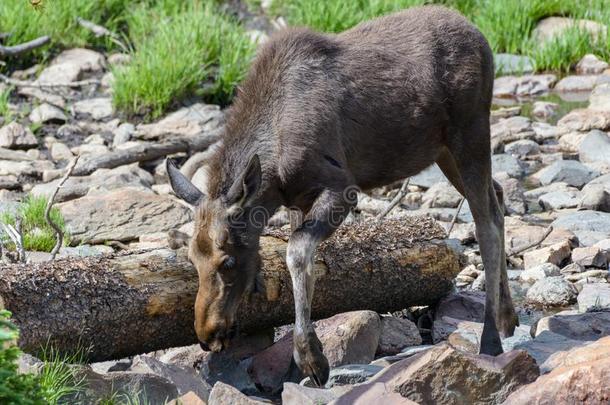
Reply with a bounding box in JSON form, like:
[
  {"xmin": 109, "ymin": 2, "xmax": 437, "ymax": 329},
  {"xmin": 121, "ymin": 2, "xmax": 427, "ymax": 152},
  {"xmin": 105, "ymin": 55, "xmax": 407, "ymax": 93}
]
[{"xmin": 168, "ymin": 5, "xmax": 518, "ymax": 386}]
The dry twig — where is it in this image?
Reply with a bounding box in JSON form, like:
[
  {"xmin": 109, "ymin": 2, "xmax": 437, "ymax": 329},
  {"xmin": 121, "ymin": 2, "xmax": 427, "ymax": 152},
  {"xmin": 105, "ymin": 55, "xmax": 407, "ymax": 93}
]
[
  {"xmin": 507, "ymin": 225, "xmax": 553, "ymax": 257},
  {"xmin": 77, "ymin": 17, "xmax": 129, "ymax": 53},
  {"xmin": 447, "ymin": 197, "xmax": 465, "ymax": 236},
  {"xmin": 0, "ymin": 35, "xmax": 50, "ymax": 57},
  {"xmin": 0, "ymin": 73, "xmax": 100, "ymax": 89},
  {"xmin": 45, "ymin": 155, "xmax": 80, "ymax": 260},
  {"xmin": 1, "ymin": 220, "xmax": 26, "ymax": 263},
  {"xmin": 378, "ymin": 178, "xmax": 410, "ymax": 220}
]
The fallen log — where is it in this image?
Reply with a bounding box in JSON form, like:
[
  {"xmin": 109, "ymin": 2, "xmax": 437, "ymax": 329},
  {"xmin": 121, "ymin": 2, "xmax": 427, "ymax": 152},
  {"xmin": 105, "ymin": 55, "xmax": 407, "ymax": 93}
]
[{"xmin": 0, "ymin": 217, "xmax": 459, "ymax": 361}]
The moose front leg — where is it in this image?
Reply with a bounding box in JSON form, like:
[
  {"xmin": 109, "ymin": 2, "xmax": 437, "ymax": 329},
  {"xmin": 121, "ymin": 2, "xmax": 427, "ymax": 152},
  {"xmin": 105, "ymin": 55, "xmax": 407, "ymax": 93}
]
[{"xmin": 286, "ymin": 186, "xmax": 356, "ymax": 386}]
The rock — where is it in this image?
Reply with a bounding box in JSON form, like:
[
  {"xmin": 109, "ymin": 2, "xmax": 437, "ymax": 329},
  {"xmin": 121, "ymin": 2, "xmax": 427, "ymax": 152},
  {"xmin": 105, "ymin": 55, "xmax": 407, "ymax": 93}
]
[
  {"xmin": 538, "ymin": 190, "xmax": 580, "ymax": 210},
  {"xmin": 534, "ymin": 311, "xmax": 610, "ymax": 342},
  {"xmin": 72, "ymin": 97, "xmax": 113, "ymax": 120},
  {"xmin": 29, "ymin": 103, "xmax": 68, "ymax": 124},
  {"xmin": 495, "ymin": 54, "xmax": 534, "ymax": 75},
  {"xmin": 0, "ymin": 175, "xmax": 20, "ymax": 190},
  {"xmin": 533, "ymin": 17, "xmax": 608, "ymax": 44},
  {"xmin": 129, "ymin": 355, "xmax": 211, "ymax": 401},
  {"xmin": 325, "ymin": 364, "xmax": 383, "ymax": 387},
  {"xmin": 248, "ymin": 311, "xmax": 380, "ymax": 393},
  {"xmin": 572, "ymin": 246, "xmax": 607, "ymax": 267},
  {"xmin": 589, "ymin": 83, "xmax": 610, "ymax": 111},
  {"xmin": 492, "ymin": 154, "xmax": 526, "ymax": 178},
  {"xmin": 58, "ymin": 245, "xmax": 114, "ymax": 258},
  {"xmin": 558, "ymin": 131, "xmax": 586, "ymax": 153},
  {"xmin": 18, "ymin": 87, "xmax": 66, "ymax": 108},
  {"xmin": 493, "ymin": 75, "xmax": 557, "ymax": 98},
  {"xmin": 432, "ymin": 290, "xmax": 485, "ymax": 342},
  {"xmin": 558, "ymin": 109, "xmax": 610, "ymax": 132},
  {"xmin": 491, "ymin": 116, "xmax": 535, "ymax": 146},
  {"xmin": 526, "ymin": 276, "xmax": 577, "ymax": 306},
  {"xmin": 514, "ymin": 330, "xmax": 591, "ymax": 367},
  {"xmin": 409, "ymin": 163, "xmax": 445, "ymax": 189},
  {"xmin": 136, "ymin": 103, "xmax": 224, "ymax": 141},
  {"xmin": 18, "ymin": 353, "xmax": 44, "ymax": 375},
  {"xmin": 157, "ymin": 345, "xmax": 205, "ymax": 370},
  {"xmin": 490, "ymin": 106, "xmax": 521, "ymax": 125},
  {"xmin": 580, "ymin": 180, "xmax": 610, "ymax": 212},
  {"xmin": 446, "ymin": 321, "xmax": 532, "ymax": 354},
  {"xmin": 519, "ymin": 263, "xmax": 561, "ymax": 283},
  {"xmin": 560, "ymin": 262, "xmax": 585, "ymax": 275},
  {"xmin": 332, "ymin": 382, "xmax": 415, "ymax": 404},
  {"xmin": 0, "ymin": 159, "xmax": 53, "ymax": 178},
  {"xmin": 421, "ymin": 181, "xmax": 461, "ymax": 208},
  {"xmin": 282, "ymin": 382, "xmax": 340, "ymax": 405},
  {"xmin": 532, "ymin": 122, "xmax": 561, "ymax": 141},
  {"xmin": 576, "ymin": 54, "xmax": 609, "ymax": 75},
  {"xmin": 578, "ymin": 284, "xmax": 610, "ymax": 312},
  {"xmin": 335, "ymin": 343, "xmax": 539, "ymax": 405},
  {"xmin": 534, "ymin": 159, "xmax": 599, "ymax": 188},
  {"xmin": 495, "ymin": 174, "xmax": 527, "ymax": 214},
  {"xmin": 108, "ymin": 53, "xmax": 131, "ymax": 66},
  {"xmin": 555, "ymin": 75, "xmax": 599, "ymax": 92},
  {"xmin": 36, "ymin": 63, "xmax": 81, "ymax": 85},
  {"xmin": 50, "ymin": 142, "xmax": 74, "ymax": 161},
  {"xmin": 503, "ymin": 338, "xmax": 610, "ymax": 404},
  {"xmin": 504, "ymin": 139, "xmax": 540, "ymax": 157},
  {"xmin": 51, "ymin": 48, "xmax": 105, "ymax": 72},
  {"xmin": 32, "ymin": 164, "xmax": 154, "ymax": 203},
  {"xmin": 579, "ymin": 130, "xmax": 610, "ymax": 165},
  {"xmin": 167, "ymin": 391, "xmax": 206, "ymax": 405},
  {"xmin": 552, "ymin": 210, "xmax": 610, "ymax": 246},
  {"xmin": 523, "ymin": 182, "xmax": 577, "ymax": 199},
  {"xmin": 0, "ymin": 122, "xmax": 37, "ymax": 150},
  {"xmin": 113, "ymin": 123, "xmax": 135, "ymax": 146},
  {"xmin": 523, "ymin": 241, "xmax": 572, "ymax": 269},
  {"xmin": 539, "ymin": 335, "xmax": 610, "ymax": 373},
  {"xmin": 595, "ymin": 239, "xmax": 610, "ymax": 260},
  {"xmin": 208, "ymin": 382, "xmax": 267, "ymax": 405},
  {"xmin": 376, "ymin": 316, "xmax": 422, "ymax": 356},
  {"xmin": 59, "ymin": 187, "xmax": 192, "ymax": 244}
]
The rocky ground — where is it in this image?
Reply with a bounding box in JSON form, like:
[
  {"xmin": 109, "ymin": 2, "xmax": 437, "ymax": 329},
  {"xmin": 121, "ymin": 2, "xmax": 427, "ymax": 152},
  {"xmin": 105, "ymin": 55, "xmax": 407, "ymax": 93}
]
[{"xmin": 2, "ymin": 21, "xmax": 610, "ymax": 405}]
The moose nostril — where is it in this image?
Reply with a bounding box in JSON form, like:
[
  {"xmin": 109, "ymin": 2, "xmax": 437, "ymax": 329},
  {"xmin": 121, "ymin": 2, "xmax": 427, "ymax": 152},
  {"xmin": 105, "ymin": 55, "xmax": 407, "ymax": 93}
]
[{"xmin": 199, "ymin": 341, "xmax": 210, "ymax": 352}]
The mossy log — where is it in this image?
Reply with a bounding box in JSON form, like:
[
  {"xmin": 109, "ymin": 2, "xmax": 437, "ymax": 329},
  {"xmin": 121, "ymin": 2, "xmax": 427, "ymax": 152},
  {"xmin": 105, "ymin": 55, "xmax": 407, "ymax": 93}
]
[{"xmin": 0, "ymin": 217, "xmax": 459, "ymax": 361}]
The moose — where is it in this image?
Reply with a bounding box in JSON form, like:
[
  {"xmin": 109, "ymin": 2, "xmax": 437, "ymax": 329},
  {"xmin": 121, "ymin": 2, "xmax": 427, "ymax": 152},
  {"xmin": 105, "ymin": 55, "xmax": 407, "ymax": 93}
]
[{"xmin": 167, "ymin": 5, "xmax": 518, "ymax": 386}]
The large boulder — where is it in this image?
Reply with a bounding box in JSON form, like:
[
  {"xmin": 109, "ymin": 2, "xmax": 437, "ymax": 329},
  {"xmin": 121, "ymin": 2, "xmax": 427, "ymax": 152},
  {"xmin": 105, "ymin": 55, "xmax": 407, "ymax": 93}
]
[
  {"xmin": 59, "ymin": 187, "xmax": 192, "ymax": 244},
  {"xmin": 0, "ymin": 122, "xmax": 38, "ymax": 150},
  {"xmin": 37, "ymin": 48, "xmax": 105, "ymax": 85},
  {"xmin": 525, "ymin": 277, "xmax": 577, "ymax": 307},
  {"xmin": 432, "ymin": 291, "xmax": 485, "ymax": 343},
  {"xmin": 534, "ymin": 311, "xmax": 610, "ymax": 342},
  {"xmin": 503, "ymin": 337, "xmax": 610, "ymax": 404},
  {"xmin": 555, "ymin": 75, "xmax": 599, "ymax": 92},
  {"xmin": 579, "ymin": 130, "xmax": 610, "ymax": 165},
  {"xmin": 552, "ymin": 211, "xmax": 610, "ymax": 247},
  {"xmin": 135, "ymin": 103, "xmax": 224, "ymax": 141},
  {"xmin": 534, "ymin": 159, "xmax": 599, "ymax": 188},
  {"xmin": 208, "ymin": 382, "xmax": 267, "ymax": 405},
  {"xmin": 376, "ymin": 316, "xmax": 422, "ymax": 356},
  {"xmin": 557, "ymin": 109, "xmax": 610, "ymax": 132},
  {"xmin": 333, "ymin": 344, "xmax": 539, "ymax": 405},
  {"xmin": 578, "ymin": 284, "xmax": 610, "ymax": 312}
]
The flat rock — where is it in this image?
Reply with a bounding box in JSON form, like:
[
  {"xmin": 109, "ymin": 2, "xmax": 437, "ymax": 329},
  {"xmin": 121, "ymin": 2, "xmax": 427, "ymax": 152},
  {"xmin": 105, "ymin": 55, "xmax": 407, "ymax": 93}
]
[
  {"xmin": 409, "ymin": 163, "xmax": 445, "ymax": 189},
  {"xmin": 36, "ymin": 63, "xmax": 81, "ymax": 85},
  {"xmin": 377, "ymin": 316, "xmax": 422, "ymax": 356},
  {"xmin": 538, "ymin": 190, "xmax": 580, "ymax": 210},
  {"xmin": 558, "ymin": 108, "xmax": 610, "ymax": 132},
  {"xmin": 432, "ymin": 290, "xmax": 485, "ymax": 342},
  {"xmin": 534, "ymin": 311, "xmax": 610, "ymax": 342},
  {"xmin": 534, "ymin": 159, "xmax": 599, "ymax": 188},
  {"xmin": 526, "ymin": 276, "xmax": 577, "ymax": 306},
  {"xmin": 491, "ymin": 116, "xmax": 535, "ymax": 146},
  {"xmin": 504, "ymin": 337, "xmax": 610, "ymax": 404},
  {"xmin": 0, "ymin": 159, "xmax": 54, "ymax": 177},
  {"xmin": 552, "ymin": 210, "xmax": 610, "ymax": 246},
  {"xmin": 533, "ymin": 17, "xmax": 607, "ymax": 43},
  {"xmin": 0, "ymin": 122, "xmax": 37, "ymax": 150},
  {"xmin": 524, "ymin": 182, "xmax": 577, "ymax": 199},
  {"xmin": 523, "ymin": 241, "xmax": 572, "ymax": 270},
  {"xmin": 579, "ymin": 130, "xmax": 610, "ymax": 165},
  {"xmin": 136, "ymin": 103, "xmax": 224, "ymax": 141},
  {"xmin": 50, "ymin": 142, "xmax": 74, "ymax": 161},
  {"xmin": 532, "ymin": 101, "xmax": 559, "ymax": 120},
  {"xmin": 51, "ymin": 48, "xmax": 105, "ymax": 72},
  {"xmin": 282, "ymin": 382, "xmax": 340, "ymax": 405},
  {"xmin": 421, "ymin": 181, "xmax": 461, "ymax": 208},
  {"xmin": 576, "ymin": 54, "xmax": 609, "ymax": 75},
  {"xmin": 519, "ymin": 263, "xmax": 561, "ymax": 283},
  {"xmin": 504, "ymin": 139, "xmax": 540, "ymax": 157},
  {"xmin": 29, "ymin": 103, "xmax": 68, "ymax": 124},
  {"xmin": 334, "ymin": 343, "xmax": 539, "ymax": 405},
  {"xmin": 492, "ymin": 154, "xmax": 526, "ymax": 178},
  {"xmin": 72, "ymin": 97, "xmax": 113, "ymax": 120},
  {"xmin": 539, "ymin": 335, "xmax": 610, "ymax": 373},
  {"xmin": 208, "ymin": 382, "xmax": 267, "ymax": 405},
  {"xmin": 59, "ymin": 186, "xmax": 192, "ymax": 244},
  {"xmin": 555, "ymin": 75, "xmax": 599, "ymax": 92},
  {"xmin": 493, "ymin": 75, "xmax": 556, "ymax": 98},
  {"xmin": 578, "ymin": 284, "xmax": 610, "ymax": 312},
  {"xmin": 589, "ymin": 82, "xmax": 610, "ymax": 111},
  {"xmin": 572, "ymin": 246, "xmax": 607, "ymax": 267}
]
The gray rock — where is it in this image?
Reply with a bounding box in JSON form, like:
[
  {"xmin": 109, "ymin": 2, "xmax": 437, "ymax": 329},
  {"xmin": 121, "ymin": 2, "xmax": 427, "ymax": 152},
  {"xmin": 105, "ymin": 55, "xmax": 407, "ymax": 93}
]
[
  {"xmin": 491, "ymin": 116, "xmax": 535, "ymax": 146},
  {"xmin": 558, "ymin": 109, "xmax": 610, "ymax": 132},
  {"xmin": 376, "ymin": 316, "xmax": 422, "ymax": 355},
  {"xmin": 538, "ymin": 190, "xmax": 580, "ymax": 210},
  {"xmin": 208, "ymin": 382, "xmax": 267, "ymax": 405},
  {"xmin": 136, "ymin": 103, "xmax": 224, "ymax": 141},
  {"xmin": 571, "ymin": 246, "xmax": 608, "ymax": 267},
  {"xmin": 410, "ymin": 163, "xmax": 445, "ymax": 189},
  {"xmin": 281, "ymin": 382, "xmax": 339, "ymax": 405},
  {"xmin": 534, "ymin": 310, "xmax": 610, "ymax": 342},
  {"xmin": 490, "ymin": 106, "xmax": 522, "ymax": 125},
  {"xmin": 589, "ymin": 83, "xmax": 610, "ymax": 111},
  {"xmin": 505, "ymin": 139, "xmax": 540, "ymax": 157},
  {"xmin": 326, "ymin": 364, "xmax": 383, "ymax": 387},
  {"xmin": 495, "ymin": 174, "xmax": 527, "ymax": 214},
  {"xmin": 577, "ymin": 283, "xmax": 610, "ymax": 312},
  {"xmin": 526, "ymin": 276, "xmax": 577, "ymax": 306},
  {"xmin": 513, "ymin": 331, "xmax": 590, "ymax": 367},
  {"xmin": 50, "ymin": 142, "xmax": 73, "ymax": 161},
  {"xmin": 493, "ymin": 75, "xmax": 557, "ymax": 98},
  {"xmin": 421, "ymin": 181, "xmax": 461, "ymax": 208},
  {"xmin": 579, "ymin": 130, "xmax": 610, "ymax": 165},
  {"xmin": 29, "ymin": 103, "xmax": 68, "ymax": 124},
  {"xmin": 58, "ymin": 245, "xmax": 114, "ymax": 258},
  {"xmin": 555, "ymin": 75, "xmax": 599, "ymax": 92},
  {"xmin": 432, "ymin": 290, "xmax": 485, "ymax": 342},
  {"xmin": 113, "ymin": 123, "xmax": 135, "ymax": 147},
  {"xmin": 532, "ymin": 101, "xmax": 559, "ymax": 120},
  {"xmin": 495, "ymin": 54, "xmax": 534, "ymax": 75},
  {"xmin": 0, "ymin": 122, "xmax": 37, "ymax": 150},
  {"xmin": 579, "ymin": 180, "xmax": 610, "ymax": 212},
  {"xmin": 0, "ymin": 159, "xmax": 53, "ymax": 177},
  {"xmin": 72, "ymin": 97, "xmax": 113, "ymax": 120},
  {"xmin": 51, "ymin": 48, "xmax": 105, "ymax": 72},
  {"xmin": 18, "ymin": 353, "xmax": 44, "ymax": 375},
  {"xmin": 36, "ymin": 63, "xmax": 81, "ymax": 85},
  {"xmin": 532, "ymin": 122, "xmax": 561, "ymax": 141},
  {"xmin": 108, "ymin": 53, "xmax": 131, "ymax": 66},
  {"xmin": 520, "ymin": 263, "xmax": 561, "ymax": 283},
  {"xmin": 535, "ymin": 159, "xmax": 599, "ymax": 188},
  {"xmin": 576, "ymin": 54, "xmax": 609, "ymax": 75},
  {"xmin": 523, "ymin": 241, "xmax": 572, "ymax": 270},
  {"xmin": 552, "ymin": 210, "xmax": 610, "ymax": 245},
  {"xmin": 524, "ymin": 182, "xmax": 577, "ymax": 199},
  {"xmin": 59, "ymin": 187, "xmax": 192, "ymax": 244},
  {"xmin": 492, "ymin": 154, "xmax": 526, "ymax": 178}
]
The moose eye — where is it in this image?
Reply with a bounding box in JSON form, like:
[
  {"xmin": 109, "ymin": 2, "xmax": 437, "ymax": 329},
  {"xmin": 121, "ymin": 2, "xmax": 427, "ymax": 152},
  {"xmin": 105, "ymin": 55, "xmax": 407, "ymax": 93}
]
[{"xmin": 222, "ymin": 256, "xmax": 236, "ymax": 271}]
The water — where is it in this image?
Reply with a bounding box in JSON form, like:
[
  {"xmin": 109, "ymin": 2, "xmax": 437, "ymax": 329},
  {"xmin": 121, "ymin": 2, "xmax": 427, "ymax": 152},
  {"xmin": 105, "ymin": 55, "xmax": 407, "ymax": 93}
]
[{"xmin": 493, "ymin": 90, "xmax": 590, "ymax": 125}]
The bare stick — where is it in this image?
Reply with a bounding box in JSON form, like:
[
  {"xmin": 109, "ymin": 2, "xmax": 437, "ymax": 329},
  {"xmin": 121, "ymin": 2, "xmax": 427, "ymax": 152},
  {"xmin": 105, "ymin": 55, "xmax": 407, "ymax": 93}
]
[
  {"xmin": 507, "ymin": 226, "xmax": 553, "ymax": 257},
  {"xmin": 447, "ymin": 197, "xmax": 465, "ymax": 236},
  {"xmin": 0, "ymin": 73, "xmax": 100, "ymax": 89},
  {"xmin": 45, "ymin": 155, "xmax": 80, "ymax": 260},
  {"xmin": 1, "ymin": 221, "xmax": 25, "ymax": 263},
  {"xmin": 76, "ymin": 17, "xmax": 129, "ymax": 53},
  {"xmin": 378, "ymin": 178, "xmax": 410, "ymax": 219},
  {"xmin": 0, "ymin": 35, "xmax": 50, "ymax": 57}
]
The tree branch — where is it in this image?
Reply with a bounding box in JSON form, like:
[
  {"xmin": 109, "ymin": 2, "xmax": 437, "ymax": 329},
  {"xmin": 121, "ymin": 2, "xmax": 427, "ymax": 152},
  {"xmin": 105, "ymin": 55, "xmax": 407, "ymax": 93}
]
[
  {"xmin": 377, "ymin": 178, "xmax": 410, "ymax": 219},
  {"xmin": 506, "ymin": 226, "xmax": 553, "ymax": 257},
  {"xmin": 0, "ymin": 35, "xmax": 50, "ymax": 57},
  {"xmin": 45, "ymin": 155, "xmax": 80, "ymax": 260}
]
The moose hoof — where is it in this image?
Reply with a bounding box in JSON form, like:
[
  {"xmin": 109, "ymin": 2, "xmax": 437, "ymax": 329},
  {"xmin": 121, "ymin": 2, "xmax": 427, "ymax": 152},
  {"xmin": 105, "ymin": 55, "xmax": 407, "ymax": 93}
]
[
  {"xmin": 294, "ymin": 331, "xmax": 330, "ymax": 387},
  {"xmin": 498, "ymin": 306, "xmax": 519, "ymax": 339}
]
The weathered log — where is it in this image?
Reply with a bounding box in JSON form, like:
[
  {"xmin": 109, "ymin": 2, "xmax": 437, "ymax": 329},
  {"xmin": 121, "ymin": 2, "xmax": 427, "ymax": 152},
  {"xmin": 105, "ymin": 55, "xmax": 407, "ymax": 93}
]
[
  {"xmin": 0, "ymin": 35, "xmax": 50, "ymax": 57},
  {"xmin": 0, "ymin": 217, "xmax": 459, "ymax": 361}
]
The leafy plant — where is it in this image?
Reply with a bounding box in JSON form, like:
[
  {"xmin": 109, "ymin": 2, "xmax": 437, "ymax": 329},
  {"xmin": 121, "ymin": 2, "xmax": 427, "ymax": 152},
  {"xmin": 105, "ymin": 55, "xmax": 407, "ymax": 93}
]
[{"xmin": 37, "ymin": 345, "xmax": 86, "ymax": 405}]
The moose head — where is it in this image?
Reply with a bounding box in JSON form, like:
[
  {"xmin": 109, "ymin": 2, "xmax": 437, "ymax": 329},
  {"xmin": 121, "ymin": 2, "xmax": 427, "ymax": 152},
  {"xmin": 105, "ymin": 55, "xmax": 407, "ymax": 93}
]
[{"xmin": 166, "ymin": 156, "xmax": 264, "ymax": 352}]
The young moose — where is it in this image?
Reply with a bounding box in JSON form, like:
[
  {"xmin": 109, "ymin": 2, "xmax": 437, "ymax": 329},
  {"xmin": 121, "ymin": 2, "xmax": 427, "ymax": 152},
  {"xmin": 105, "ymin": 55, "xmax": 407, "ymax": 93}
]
[{"xmin": 167, "ymin": 6, "xmax": 518, "ymax": 386}]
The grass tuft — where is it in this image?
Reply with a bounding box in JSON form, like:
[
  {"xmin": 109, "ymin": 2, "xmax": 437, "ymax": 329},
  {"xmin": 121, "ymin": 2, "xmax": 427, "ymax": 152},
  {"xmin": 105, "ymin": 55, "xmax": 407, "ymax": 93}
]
[
  {"xmin": 38, "ymin": 346, "xmax": 87, "ymax": 405},
  {"xmin": 1, "ymin": 195, "xmax": 70, "ymax": 253}
]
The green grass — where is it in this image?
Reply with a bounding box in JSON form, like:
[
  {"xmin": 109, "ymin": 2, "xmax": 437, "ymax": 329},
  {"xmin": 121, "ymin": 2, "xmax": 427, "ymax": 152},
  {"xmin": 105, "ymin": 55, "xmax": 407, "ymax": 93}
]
[
  {"xmin": 0, "ymin": 195, "xmax": 70, "ymax": 253},
  {"xmin": 0, "ymin": 86, "xmax": 13, "ymax": 123},
  {"xmin": 38, "ymin": 346, "xmax": 86, "ymax": 405},
  {"xmin": 111, "ymin": 1, "xmax": 254, "ymax": 119}
]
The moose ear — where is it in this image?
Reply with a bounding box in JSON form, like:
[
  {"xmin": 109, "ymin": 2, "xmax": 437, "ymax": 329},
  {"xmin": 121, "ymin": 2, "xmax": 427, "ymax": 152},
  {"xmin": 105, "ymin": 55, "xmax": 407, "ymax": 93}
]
[
  {"xmin": 166, "ymin": 159, "xmax": 205, "ymax": 206},
  {"xmin": 229, "ymin": 154, "xmax": 262, "ymax": 209}
]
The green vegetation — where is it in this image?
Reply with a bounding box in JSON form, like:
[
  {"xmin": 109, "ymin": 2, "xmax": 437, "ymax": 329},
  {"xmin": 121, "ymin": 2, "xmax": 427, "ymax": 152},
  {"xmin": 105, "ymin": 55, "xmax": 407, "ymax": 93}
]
[
  {"xmin": 37, "ymin": 346, "xmax": 86, "ymax": 405},
  {"xmin": 1, "ymin": 195, "xmax": 70, "ymax": 253},
  {"xmin": 0, "ymin": 86, "xmax": 13, "ymax": 122}
]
